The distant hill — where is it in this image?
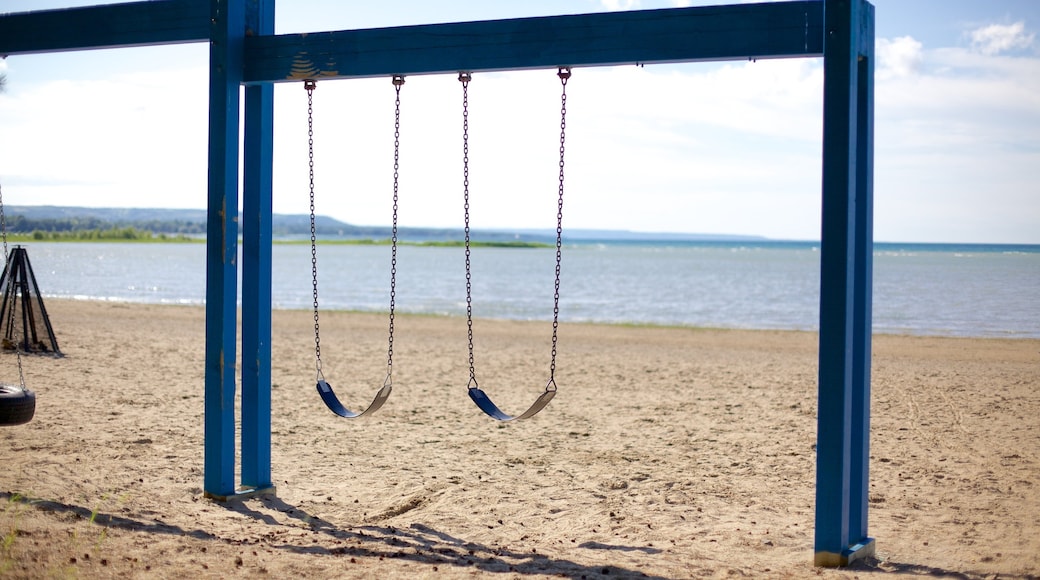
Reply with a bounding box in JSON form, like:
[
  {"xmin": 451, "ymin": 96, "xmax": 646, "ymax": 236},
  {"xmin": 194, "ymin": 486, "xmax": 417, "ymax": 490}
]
[
  {"xmin": 4, "ymin": 205, "xmax": 766, "ymax": 244},
  {"xmin": 4, "ymin": 205, "xmax": 348, "ymax": 237}
]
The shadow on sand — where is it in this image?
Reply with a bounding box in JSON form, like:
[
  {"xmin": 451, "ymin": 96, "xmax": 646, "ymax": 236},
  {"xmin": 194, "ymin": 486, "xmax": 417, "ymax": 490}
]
[
  {"xmin": 8, "ymin": 491, "xmax": 1026, "ymax": 579},
  {"xmin": 3, "ymin": 490, "xmax": 666, "ymax": 578}
]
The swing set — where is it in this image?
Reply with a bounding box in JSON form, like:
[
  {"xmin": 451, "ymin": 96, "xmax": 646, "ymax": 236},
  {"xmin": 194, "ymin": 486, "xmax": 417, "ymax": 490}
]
[
  {"xmin": 307, "ymin": 70, "xmax": 571, "ymax": 422},
  {"xmin": 0, "ymin": 0, "xmax": 876, "ymax": 566}
]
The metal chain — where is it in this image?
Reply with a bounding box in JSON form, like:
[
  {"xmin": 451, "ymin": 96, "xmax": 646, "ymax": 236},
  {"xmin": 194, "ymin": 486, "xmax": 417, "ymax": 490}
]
[
  {"xmin": 386, "ymin": 76, "xmax": 405, "ymax": 383},
  {"xmin": 0, "ymin": 181, "xmax": 26, "ymax": 389},
  {"xmin": 305, "ymin": 79, "xmax": 323, "ymax": 381},
  {"xmin": 547, "ymin": 67, "xmax": 570, "ymax": 389},
  {"xmin": 0, "ymin": 182, "xmax": 8, "ymax": 263},
  {"xmin": 458, "ymin": 72, "xmax": 477, "ymax": 388}
]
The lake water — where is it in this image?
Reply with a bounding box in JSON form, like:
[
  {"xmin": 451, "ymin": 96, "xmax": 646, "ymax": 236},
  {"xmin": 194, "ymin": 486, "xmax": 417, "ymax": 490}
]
[{"xmin": 17, "ymin": 241, "xmax": 1040, "ymax": 338}]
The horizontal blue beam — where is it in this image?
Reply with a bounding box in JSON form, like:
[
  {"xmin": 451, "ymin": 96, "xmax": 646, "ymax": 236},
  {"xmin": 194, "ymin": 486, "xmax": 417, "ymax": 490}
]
[
  {"xmin": 243, "ymin": 1, "xmax": 824, "ymax": 83},
  {"xmin": 0, "ymin": 0, "xmax": 208, "ymax": 55},
  {"xmin": 3, "ymin": 1, "xmax": 824, "ymax": 80}
]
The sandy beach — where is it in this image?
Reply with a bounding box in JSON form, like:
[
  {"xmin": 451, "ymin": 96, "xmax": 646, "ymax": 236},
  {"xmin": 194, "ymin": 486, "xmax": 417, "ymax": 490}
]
[{"xmin": 1, "ymin": 298, "xmax": 1037, "ymax": 578}]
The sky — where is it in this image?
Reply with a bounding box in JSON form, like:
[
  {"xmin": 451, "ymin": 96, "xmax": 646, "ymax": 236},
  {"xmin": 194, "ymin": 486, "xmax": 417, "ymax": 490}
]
[{"xmin": 0, "ymin": 0, "xmax": 1038, "ymax": 244}]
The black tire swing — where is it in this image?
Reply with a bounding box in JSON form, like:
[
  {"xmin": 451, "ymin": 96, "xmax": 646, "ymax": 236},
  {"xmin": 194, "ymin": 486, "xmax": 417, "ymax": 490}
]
[
  {"xmin": 0, "ymin": 180, "xmax": 36, "ymax": 427},
  {"xmin": 306, "ymin": 76, "xmax": 405, "ymax": 418},
  {"xmin": 458, "ymin": 68, "xmax": 571, "ymax": 422}
]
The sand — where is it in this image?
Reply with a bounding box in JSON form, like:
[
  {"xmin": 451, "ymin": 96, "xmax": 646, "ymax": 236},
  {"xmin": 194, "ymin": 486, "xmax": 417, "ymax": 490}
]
[{"xmin": 1, "ymin": 299, "xmax": 1038, "ymax": 579}]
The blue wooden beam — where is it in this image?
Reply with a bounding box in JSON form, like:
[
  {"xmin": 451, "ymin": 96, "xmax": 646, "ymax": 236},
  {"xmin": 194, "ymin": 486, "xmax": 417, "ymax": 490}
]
[
  {"xmin": 240, "ymin": 0, "xmax": 276, "ymax": 496},
  {"xmin": 202, "ymin": 0, "xmax": 244, "ymax": 501},
  {"xmin": 241, "ymin": 1, "xmax": 824, "ymax": 84},
  {"xmin": 1, "ymin": 0, "xmax": 824, "ymax": 68},
  {"xmin": 848, "ymin": 0, "xmax": 876, "ymax": 556},
  {"xmin": 0, "ymin": 0, "xmax": 208, "ymax": 55},
  {"xmin": 814, "ymin": 0, "xmax": 875, "ymax": 567}
]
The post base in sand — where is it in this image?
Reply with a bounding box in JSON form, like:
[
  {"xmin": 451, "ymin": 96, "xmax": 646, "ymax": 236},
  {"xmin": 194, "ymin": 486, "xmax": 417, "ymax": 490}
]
[
  {"xmin": 204, "ymin": 486, "xmax": 277, "ymax": 502},
  {"xmin": 814, "ymin": 538, "xmax": 876, "ymax": 567}
]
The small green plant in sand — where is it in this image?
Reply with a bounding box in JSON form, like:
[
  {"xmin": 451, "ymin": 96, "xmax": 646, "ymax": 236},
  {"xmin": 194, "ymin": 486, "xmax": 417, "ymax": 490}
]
[
  {"xmin": 1, "ymin": 494, "xmax": 26, "ymax": 575},
  {"xmin": 70, "ymin": 493, "xmax": 122, "ymax": 559}
]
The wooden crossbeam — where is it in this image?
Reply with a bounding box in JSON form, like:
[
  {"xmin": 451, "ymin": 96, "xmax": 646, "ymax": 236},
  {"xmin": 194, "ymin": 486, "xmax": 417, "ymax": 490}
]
[
  {"xmin": 0, "ymin": 0, "xmax": 208, "ymax": 55},
  {"xmin": 243, "ymin": 1, "xmax": 824, "ymax": 83},
  {"xmin": 2, "ymin": 1, "xmax": 823, "ymax": 81}
]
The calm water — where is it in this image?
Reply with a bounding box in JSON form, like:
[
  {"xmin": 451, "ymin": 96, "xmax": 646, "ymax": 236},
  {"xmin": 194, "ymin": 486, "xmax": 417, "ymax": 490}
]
[{"xmin": 19, "ymin": 241, "xmax": 1040, "ymax": 338}]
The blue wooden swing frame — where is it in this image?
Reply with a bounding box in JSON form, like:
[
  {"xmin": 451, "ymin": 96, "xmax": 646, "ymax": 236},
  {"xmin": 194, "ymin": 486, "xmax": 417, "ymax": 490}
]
[{"xmin": 1, "ymin": 0, "xmax": 875, "ymax": 566}]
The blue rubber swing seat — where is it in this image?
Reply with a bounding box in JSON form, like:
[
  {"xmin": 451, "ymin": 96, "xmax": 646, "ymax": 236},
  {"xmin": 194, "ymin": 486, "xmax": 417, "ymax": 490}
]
[
  {"xmin": 317, "ymin": 380, "xmax": 392, "ymax": 419},
  {"xmin": 468, "ymin": 383, "xmax": 556, "ymax": 422}
]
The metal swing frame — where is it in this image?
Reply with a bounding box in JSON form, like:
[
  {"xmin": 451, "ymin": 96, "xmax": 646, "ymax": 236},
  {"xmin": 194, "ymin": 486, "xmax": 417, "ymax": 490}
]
[{"xmin": 1, "ymin": 0, "xmax": 875, "ymax": 566}]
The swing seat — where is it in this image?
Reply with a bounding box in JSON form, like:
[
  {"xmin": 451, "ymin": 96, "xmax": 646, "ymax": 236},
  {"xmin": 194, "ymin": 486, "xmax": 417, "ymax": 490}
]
[
  {"xmin": 468, "ymin": 387, "xmax": 555, "ymax": 422},
  {"xmin": 457, "ymin": 70, "xmax": 568, "ymax": 423},
  {"xmin": 317, "ymin": 380, "xmax": 392, "ymax": 419},
  {"xmin": 0, "ymin": 384, "xmax": 35, "ymax": 426}
]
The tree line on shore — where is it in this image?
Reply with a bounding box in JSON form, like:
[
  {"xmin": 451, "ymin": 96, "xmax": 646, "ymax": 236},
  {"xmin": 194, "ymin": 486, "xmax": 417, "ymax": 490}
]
[
  {"xmin": 3, "ymin": 217, "xmax": 549, "ymax": 247},
  {"xmin": 3, "ymin": 216, "xmax": 202, "ymax": 242}
]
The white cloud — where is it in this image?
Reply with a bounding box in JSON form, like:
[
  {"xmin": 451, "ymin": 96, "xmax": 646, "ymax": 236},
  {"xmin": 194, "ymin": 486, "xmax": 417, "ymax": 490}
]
[
  {"xmin": 872, "ymin": 39, "xmax": 1040, "ymax": 243},
  {"xmin": 258, "ymin": 60, "xmax": 829, "ymax": 239},
  {"xmin": 876, "ymin": 36, "xmax": 924, "ymax": 79},
  {"xmin": 969, "ymin": 21, "xmax": 1035, "ymax": 56},
  {"xmin": 0, "ymin": 66, "xmax": 209, "ymax": 209},
  {"xmin": 599, "ymin": 0, "xmax": 640, "ymax": 11}
]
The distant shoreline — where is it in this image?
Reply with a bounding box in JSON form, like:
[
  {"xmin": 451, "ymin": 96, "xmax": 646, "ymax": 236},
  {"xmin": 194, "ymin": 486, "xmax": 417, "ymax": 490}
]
[
  {"xmin": 6, "ymin": 234, "xmax": 550, "ymax": 248},
  {"xmin": 7, "ymin": 205, "xmax": 1039, "ymax": 248},
  {"xmin": 39, "ymin": 297, "xmax": 1040, "ymax": 341}
]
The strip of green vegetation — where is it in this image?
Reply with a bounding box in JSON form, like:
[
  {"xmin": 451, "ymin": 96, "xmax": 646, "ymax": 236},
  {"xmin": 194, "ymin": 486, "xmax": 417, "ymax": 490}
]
[
  {"xmin": 275, "ymin": 238, "xmax": 388, "ymax": 246},
  {"xmin": 7, "ymin": 228, "xmax": 201, "ymax": 243},
  {"xmin": 415, "ymin": 240, "xmax": 551, "ymax": 248},
  {"xmin": 8, "ymin": 230, "xmax": 550, "ymax": 248}
]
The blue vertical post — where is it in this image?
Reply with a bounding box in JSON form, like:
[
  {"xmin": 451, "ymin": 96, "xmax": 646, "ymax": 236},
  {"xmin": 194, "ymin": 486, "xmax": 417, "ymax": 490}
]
[
  {"xmin": 204, "ymin": 0, "xmax": 245, "ymax": 500},
  {"xmin": 814, "ymin": 0, "xmax": 875, "ymax": 566},
  {"xmin": 849, "ymin": 0, "xmax": 875, "ymax": 549},
  {"xmin": 240, "ymin": 0, "xmax": 275, "ymax": 494}
]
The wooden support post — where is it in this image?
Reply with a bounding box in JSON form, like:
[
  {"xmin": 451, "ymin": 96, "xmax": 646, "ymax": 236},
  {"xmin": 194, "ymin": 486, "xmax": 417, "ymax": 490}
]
[
  {"xmin": 240, "ymin": 0, "xmax": 276, "ymax": 495},
  {"xmin": 849, "ymin": 0, "xmax": 875, "ymax": 549},
  {"xmin": 814, "ymin": 0, "xmax": 875, "ymax": 567},
  {"xmin": 203, "ymin": 0, "xmax": 245, "ymax": 500}
]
